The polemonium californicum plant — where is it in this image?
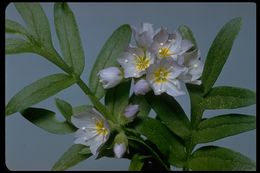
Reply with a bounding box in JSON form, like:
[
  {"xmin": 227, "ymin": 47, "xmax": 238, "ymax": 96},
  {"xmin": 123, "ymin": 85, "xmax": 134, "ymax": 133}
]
[{"xmin": 5, "ymin": 3, "xmax": 256, "ymax": 171}]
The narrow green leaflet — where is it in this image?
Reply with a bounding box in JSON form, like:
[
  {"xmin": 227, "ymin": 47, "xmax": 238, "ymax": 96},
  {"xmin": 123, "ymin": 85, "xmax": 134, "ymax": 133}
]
[
  {"xmin": 5, "ymin": 19, "xmax": 28, "ymax": 36},
  {"xmin": 55, "ymin": 98, "xmax": 73, "ymax": 123},
  {"xmin": 78, "ymin": 147, "xmax": 91, "ymax": 155},
  {"xmin": 134, "ymin": 117, "xmax": 186, "ymax": 167},
  {"xmin": 193, "ymin": 114, "xmax": 256, "ymax": 144},
  {"xmin": 129, "ymin": 94, "xmax": 151, "ymax": 117},
  {"xmin": 202, "ymin": 17, "xmax": 242, "ymax": 94},
  {"xmin": 20, "ymin": 107, "xmax": 76, "ymax": 134},
  {"xmin": 189, "ymin": 146, "xmax": 256, "ymax": 171},
  {"xmin": 6, "ymin": 73, "xmax": 76, "ymax": 116},
  {"xmin": 14, "ymin": 3, "xmax": 54, "ymax": 50},
  {"xmin": 72, "ymin": 105, "xmax": 93, "ymax": 115},
  {"xmin": 203, "ymin": 86, "xmax": 256, "ymax": 109},
  {"xmin": 52, "ymin": 144, "xmax": 92, "ymax": 171},
  {"xmin": 145, "ymin": 92, "xmax": 190, "ymax": 139},
  {"xmin": 105, "ymin": 80, "xmax": 131, "ymax": 120},
  {"xmin": 129, "ymin": 154, "xmax": 145, "ymax": 171},
  {"xmin": 178, "ymin": 25, "xmax": 197, "ymax": 50},
  {"xmin": 5, "ymin": 38, "xmax": 36, "ymax": 54},
  {"xmin": 89, "ymin": 24, "xmax": 132, "ymax": 99},
  {"xmin": 54, "ymin": 3, "xmax": 85, "ymax": 75}
]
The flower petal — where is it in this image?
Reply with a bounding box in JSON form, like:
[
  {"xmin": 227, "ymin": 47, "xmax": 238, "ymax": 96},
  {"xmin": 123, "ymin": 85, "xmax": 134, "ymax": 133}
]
[
  {"xmin": 153, "ymin": 27, "xmax": 168, "ymax": 44},
  {"xmin": 179, "ymin": 39, "xmax": 193, "ymax": 54},
  {"xmin": 89, "ymin": 134, "xmax": 105, "ymax": 155},
  {"xmin": 71, "ymin": 109, "xmax": 99, "ymax": 129},
  {"xmin": 165, "ymin": 80, "xmax": 185, "ymax": 97}
]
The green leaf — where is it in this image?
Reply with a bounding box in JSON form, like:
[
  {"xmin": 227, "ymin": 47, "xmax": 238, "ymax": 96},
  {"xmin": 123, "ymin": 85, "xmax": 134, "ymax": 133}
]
[
  {"xmin": 105, "ymin": 80, "xmax": 131, "ymax": 120},
  {"xmin": 6, "ymin": 73, "xmax": 76, "ymax": 116},
  {"xmin": 189, "ymin": 146, "xmax": 256, "ymax": 171},
  {"xmin": 20, "ymin": 107, "xmax": 76, "ymax": 134},
  {"xmin": 89, "ymin": 24, "xmax": 132, "ymax": 99},
  {"xmin": 129, "ymin": 94, "xmax": 151, "ymax": 117},
  {"xmin": 193, "ymin": 114, "xmax": 256, "ymax": 144},
  {"xmin": 78, "ymin": 147, "xmax": 91, "ymax": 155},
  {"xmin": 54, "ymin": 3, "xmax": 85, "ymax": 76},
  {"xmin": 145, "ymin": 92, "xmax": 190, "ymax": 139},
  {"xmin": 134, "ymin": 117, "xmax": 186, "ymax": 167},
  {"xmin": 202, "ymin": 17, "xmax": 242, "ymax": 94},
  {"xmin": 178, "ymin": 25, "xmax": 197, "ymax": 50},
  {"xmin": 129, "ymin": 154, "xmax": 145, "ymax": 171},
  {"xmin": 14, "ymin": 3, "xmax": 54, "ymax": 49},
  {"xmin": 52, "ymin": 144, "xmax": 92, "ymax": 171},
  {"xmin": 5, "ymin": 19, "xmax": 28, "ymax": 35},
  {"xmin": 72, "ymin": 105, "xmax": 93, "ymax": 115},
  {"xmin": 202, "ymin": 86, "xmax": 256, "ymax": 109},
  {"xmin": 5, "ymin": 38, "xmax": 36, "ymax": 54},
  {"xmin": 127, "ymin": 136, "xmax": 169, "ymax": 170},
  {"xmin": 55, "ymin": 98, "xmax": 73, "ymax": 123}
]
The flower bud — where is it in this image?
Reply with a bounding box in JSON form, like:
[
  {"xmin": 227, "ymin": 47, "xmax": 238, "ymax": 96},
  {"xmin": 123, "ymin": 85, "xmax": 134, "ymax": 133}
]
[
  {"xmin": 113, "ymin": 143, "xmax": 127, "ymax": 158},
  {"xmin": 113, "ymin": 132, "xmax": 128, "ymax": 158},
  {"xmin": 134, "ymin": 79, "xmax": 151, "ymax": 95},
  {"xmin": 98, "ymin": 67, "xmax": 123, "ymax": 89},
  {"xmin": 124, "ymin": 104, "xmax": 139, "ymax": 120}
]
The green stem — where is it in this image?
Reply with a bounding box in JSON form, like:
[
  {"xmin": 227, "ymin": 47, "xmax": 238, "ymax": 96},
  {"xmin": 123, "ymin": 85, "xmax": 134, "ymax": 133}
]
[
  {"xmin": 183, "ymin": 108, "xmax": 204, "ymax": 171},
  {"xmin": 76, "ymin": 78, "xmax": 115, "ymax": 122},
  {"xmin": 33, "ymin": 40, "xmax": 115, "ymax": 123}
]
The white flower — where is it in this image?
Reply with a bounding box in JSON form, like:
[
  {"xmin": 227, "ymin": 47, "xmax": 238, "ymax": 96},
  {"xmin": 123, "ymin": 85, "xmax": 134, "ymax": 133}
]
[
  {"xmin": 146, "ymin": 58, "xmax": 187, "ymax": 97},
  {"xmin": 178, "ymin": 49, "xmax": 204, "ymax": 85},
  {"xmin": 113, "ymin": 143, "xmax": 127, "ymax": 158},
  {"xmin": 151, "ymin": 27, "xmax": 193, "ymax": 60},
  {"xmin": 98, "ymin": 67, "xmax": 123, "ymax": 89},
  {"xmin": 71, "ymin": 108, "xmax": 110, "ymax": 155},
  {"xmin": 123, "ymin": 104, "xmax": 139, "ymax": 120},
  {"xmin": 134, "ymin": 79, "xmax": 151, "ymax": 95},
  {"xmin": 132, "ymin": 22, "xmax": 154, "ymax": 48},
  {"xmin": 117, "ymin": 46, "xmax": 155, "ymax": 78}
]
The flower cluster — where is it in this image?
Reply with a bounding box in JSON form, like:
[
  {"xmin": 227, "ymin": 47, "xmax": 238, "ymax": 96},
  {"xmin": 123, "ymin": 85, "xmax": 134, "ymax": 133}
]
[
  {"xmin": 71, "ymin": 23, "xmax": 204, "ymax": 158},
  {"xmin": 98, "ymin": 23, "xmax": 204, "ymax": 97}
]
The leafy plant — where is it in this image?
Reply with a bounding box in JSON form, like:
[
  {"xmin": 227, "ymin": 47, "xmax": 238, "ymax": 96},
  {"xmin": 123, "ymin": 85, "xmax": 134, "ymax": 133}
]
[{"xmin": 5, "ymin": 3, "xmax": 256, "ymax": 171}]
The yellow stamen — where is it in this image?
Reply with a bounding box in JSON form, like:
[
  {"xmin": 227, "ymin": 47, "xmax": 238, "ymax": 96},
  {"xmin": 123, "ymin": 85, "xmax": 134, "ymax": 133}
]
[
  {"xmin": 135, "ymin": 56, "xmax": 150, "ymax": 71},
  {"xmin": 95, "ymin": 120, "xmax": 109, "ymax": 136},
  {"xmin": 153, "ymin": 67, "xmax": 170, "ymax": 83},
  {"xmin": 159, "ymin": 47, "xmax": 173, "ymax": 58}
]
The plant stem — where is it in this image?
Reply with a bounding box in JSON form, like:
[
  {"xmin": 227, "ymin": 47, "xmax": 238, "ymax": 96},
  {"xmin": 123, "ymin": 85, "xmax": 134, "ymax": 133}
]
[{"xmin": 76, "ymin": 78, "xmax": 115, "ymax": 122}]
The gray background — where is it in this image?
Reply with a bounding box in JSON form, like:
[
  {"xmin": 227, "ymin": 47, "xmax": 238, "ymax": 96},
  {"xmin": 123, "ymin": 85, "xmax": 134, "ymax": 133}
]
[{"xmin": 5, "ymin": 3, "xmax": 256, "ymax": 171}]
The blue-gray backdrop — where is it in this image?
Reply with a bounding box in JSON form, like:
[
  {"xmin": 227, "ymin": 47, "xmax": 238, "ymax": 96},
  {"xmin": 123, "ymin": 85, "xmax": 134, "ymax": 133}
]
[{"xmin": 5, "ymin": 2, "xmax": 256, "ymax": 171}]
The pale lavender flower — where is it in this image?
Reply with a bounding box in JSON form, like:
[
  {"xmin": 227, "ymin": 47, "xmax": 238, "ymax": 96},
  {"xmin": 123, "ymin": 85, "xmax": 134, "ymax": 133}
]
[
  {"xmin": 151, "ymin": 27, "xmax": 193, "ymax": 61},
  {"xmin": 146, "ymin": 58, "xmax": 187, "ymax": 97},
  {"xmin": 71, "ymin": 108, "xmax": 110, "ymax": 155},
  {"xmin": 178, "ymin": 49, "xmax": 204, "ymax": 85},
  {"xmin": 98, "ymin": 67, "xmax": 123, "ymax": 89},
  {"xmin": 134, "ymin": 79, "xmax": 151, "ymax": 95},
  {"xmin": 117, "ymin": 46, "xmax": 155, "ymax": 78}
]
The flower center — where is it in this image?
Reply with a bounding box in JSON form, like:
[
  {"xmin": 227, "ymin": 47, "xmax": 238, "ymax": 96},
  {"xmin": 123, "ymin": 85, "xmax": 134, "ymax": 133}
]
[
  {"xmin": 95, "ymin": 120, "xmax": 109, "ymax": 136},
  {"xmin": 153, "ymin": 67, "xmax": 170, "ymax": 83},
  {"xmin": 135, "ymin": 56, "xmax": 150, "ymax": 71},
  {"xmin": 158, "ymin": 47, "xmax": 172, "ymax": 58}
]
